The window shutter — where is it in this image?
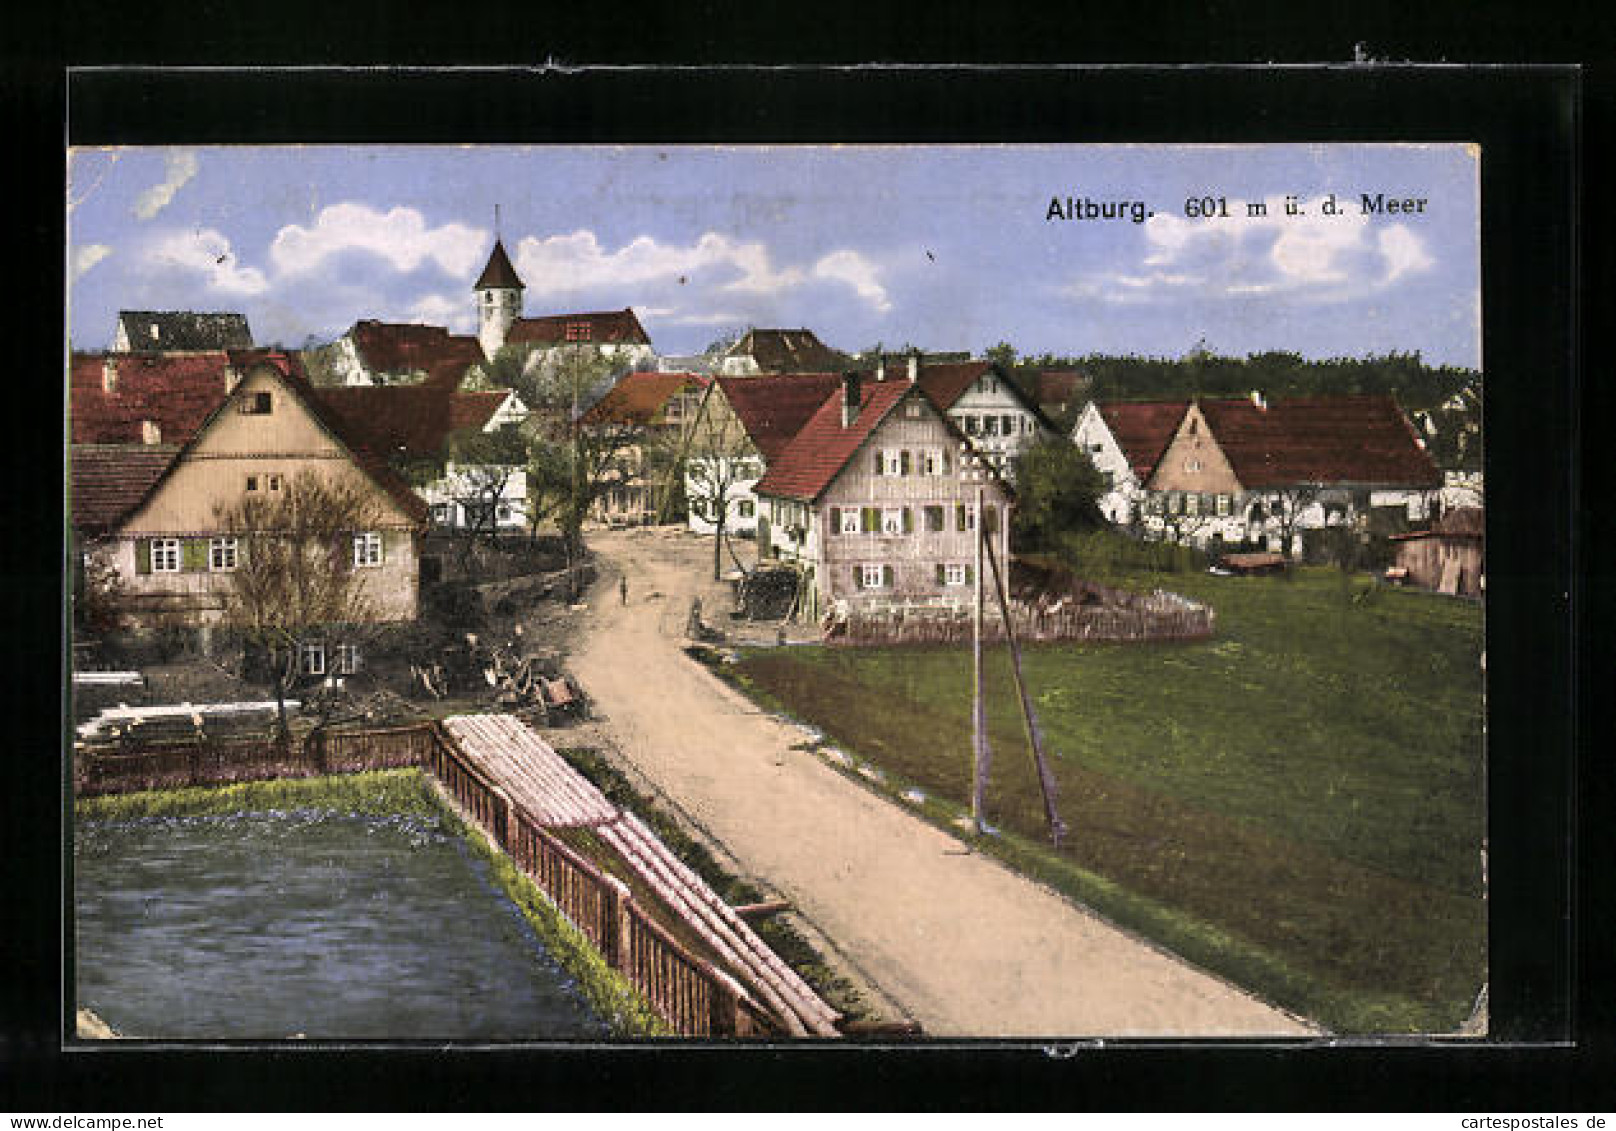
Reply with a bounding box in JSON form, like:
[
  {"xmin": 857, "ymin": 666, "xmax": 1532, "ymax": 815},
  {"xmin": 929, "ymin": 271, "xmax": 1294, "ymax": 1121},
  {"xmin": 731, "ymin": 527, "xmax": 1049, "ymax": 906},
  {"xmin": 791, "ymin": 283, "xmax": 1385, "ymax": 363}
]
[
  {"xmin": 902, "ymin": 507, "xmax": 913, "ymax": 534},
  {"xmin": 874, "ymin": 449, "xmax": 884, "ymax": 474},
  {"xmin": 956, "ymin": 504, "xmax": 966, "ymax": 531},
  {"xmin": 852, "ymin": 566, "xmax": 863, "ymax": 589},
  {"xmin": 965, "ymin": 564, "xmax": 975, "ymax": 585},
  {"xmin": 942, "ymin": 450, "xmax": 952, "ymax": 474},
  {"xmin": 900, "ymin": 450, "xmax": 911, "ymax": 476},
  {"xmin": 882, "ymin": 564, "xmax": 894, "ymax": 588},
  {"xmin": 182, "ymin": 539, "xmax": 208, "ymax": 572},
  {"xmin": 862, "ymin": 507, "xmax": 877, "ymax": 534},
  {"xmin": 935, "ymin": 563, "xmax": 945, "ymax": 585},
  {"xmin": 830, "ymin": 507, "xmax": 841, "ymax": 533},
  {"xmin": 135, "ymin": 538, "xmax": 152, "ymax": 575}
]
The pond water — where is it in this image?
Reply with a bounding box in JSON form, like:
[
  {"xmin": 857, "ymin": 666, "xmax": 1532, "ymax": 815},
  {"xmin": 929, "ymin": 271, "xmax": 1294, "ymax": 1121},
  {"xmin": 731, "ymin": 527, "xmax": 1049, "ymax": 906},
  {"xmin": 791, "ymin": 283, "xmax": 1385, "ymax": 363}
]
[{"xmin": 74, "ymin": 810, "xmax": 609, "ymax": 1040}]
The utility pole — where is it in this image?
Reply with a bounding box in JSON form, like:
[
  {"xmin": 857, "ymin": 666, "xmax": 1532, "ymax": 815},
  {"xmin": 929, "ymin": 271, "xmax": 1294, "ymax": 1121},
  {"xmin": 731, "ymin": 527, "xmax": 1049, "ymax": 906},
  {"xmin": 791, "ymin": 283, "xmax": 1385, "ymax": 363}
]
[{"xmin": 963, "ymin": 445, "xmax": 992, "ymax": 833}]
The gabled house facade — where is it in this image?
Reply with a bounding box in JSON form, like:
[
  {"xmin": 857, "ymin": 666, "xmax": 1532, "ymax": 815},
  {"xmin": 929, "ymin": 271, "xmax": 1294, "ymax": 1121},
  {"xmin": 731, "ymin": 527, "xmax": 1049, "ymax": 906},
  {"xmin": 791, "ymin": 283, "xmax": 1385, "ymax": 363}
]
[
  {"xmin": 753, "ymin": 371, "xmax": 1012, "ymax": 621},
  {"xmin": 683, "ymin": 373, "xmax": 844, "ymax": 538},
  {"xmin": 71, "ymin": 359, "xmax": 428, "ymax": 631},
  {"xmin": 1143, "ymin": 394, "xmax": 1443, "ymax": 553},
  {"xmin": 575, "ymin": 371, "xmax": 709, "ymax": 525},
  {"xmin": 910, "ymin": 357, "xmax": 1054, "ymax": 480},
  {"xmin": 1070, "ymin": 399, "xmax": 1188, "ymax": 525}
]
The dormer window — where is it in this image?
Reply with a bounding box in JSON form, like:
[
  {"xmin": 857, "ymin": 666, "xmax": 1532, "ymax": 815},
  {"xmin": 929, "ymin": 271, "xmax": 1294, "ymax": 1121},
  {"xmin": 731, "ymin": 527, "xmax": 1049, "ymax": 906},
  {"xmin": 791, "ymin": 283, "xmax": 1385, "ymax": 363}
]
[
  {"xmin": 149, "ymin": 323, "xmax": 161, "ymax": 342},
  {"xmin": 238, "ymin": 391, "xmax": 272, "ymax": 415},
  {"xmin": 140, "ymin": 420, "xmax": 161, "ymax": 445}
]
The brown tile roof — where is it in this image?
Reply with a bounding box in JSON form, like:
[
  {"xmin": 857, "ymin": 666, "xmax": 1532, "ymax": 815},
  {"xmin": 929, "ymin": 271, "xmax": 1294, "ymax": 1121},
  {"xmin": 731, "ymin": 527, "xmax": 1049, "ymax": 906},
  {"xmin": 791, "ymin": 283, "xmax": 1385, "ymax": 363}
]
[
  {"xmin": 726, "ymin": 329, "xmax": 847, "ymax": 372},
  {"xmin": 473, "ymin": 239, "xmax": 524, "ymax": 290},
  {"xmin": 312, "ymin": 385, "xmax": 513, "ymax": 459},
  {"xmin": 70, "ymin": 349, "xmax": 306, "ymax": 446},
  {"xmin": 913, "ymin": 360, "xmax": 994, "ymax": 410},
  {"xmin": 348, "ymin": 320, "xmax": 483, "ymax": 378},
  {"xmin": 1197, "ymin": 395, "xmax": 1441, "ymax": 489},
  {"xmin": 1096, "ymin": 401, "xmax": 1190, "ymax": 480},
  {"xmin": 69, "ymin": 444, "xmax": 182, "ymax": 534},
  {"xmin": 117, "ymin": 310, "xmax": 253, "ymax": 351},
  {"xmin": 506, "ymin": 308, "xmax": 652, "ymax": 347},
  {"xmin": 578, "ymin": 372, "xmax": 708, "ymax": 427},
  {"xmin": 1036, "ymin": 369, "xmax": 1092, "ymax": 406},
  {"xmin": 714, "ymin": 373, "xmax": 846, "ymax": 461},
  {"xmin": 753, "ymin": 377, "xmax": 918, "ymax": 502}
]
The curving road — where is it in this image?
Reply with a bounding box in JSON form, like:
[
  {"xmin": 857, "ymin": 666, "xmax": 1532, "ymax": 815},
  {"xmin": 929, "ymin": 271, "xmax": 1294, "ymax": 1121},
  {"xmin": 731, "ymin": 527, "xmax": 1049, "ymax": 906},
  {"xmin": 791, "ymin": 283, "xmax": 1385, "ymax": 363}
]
[{"xmin": 568, "ymin": 526, "xmax": 1315, "ymax": 1038}]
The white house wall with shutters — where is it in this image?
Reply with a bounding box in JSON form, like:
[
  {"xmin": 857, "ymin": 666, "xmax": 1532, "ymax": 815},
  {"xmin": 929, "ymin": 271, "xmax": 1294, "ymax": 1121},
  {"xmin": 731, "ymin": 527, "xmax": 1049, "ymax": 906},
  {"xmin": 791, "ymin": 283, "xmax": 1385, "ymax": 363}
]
[
  {"xmin": 934, "ymin": 368, "xmax": 1049, "ymax": 478},
  {"xmin": 1071, "ymin": 400, "xmax": 1147, "ymax": 524}
]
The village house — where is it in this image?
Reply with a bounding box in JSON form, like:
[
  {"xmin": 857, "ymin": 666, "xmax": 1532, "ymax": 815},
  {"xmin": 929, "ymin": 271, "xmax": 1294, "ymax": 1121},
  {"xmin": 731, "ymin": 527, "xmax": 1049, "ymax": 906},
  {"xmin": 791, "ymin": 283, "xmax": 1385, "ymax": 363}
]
[
  {"xmin": 300, "ymin": 319, "xmax": 483, "ymax": 387},
  {"xmin": 1142, "ymin": 393, "xmax": 1442, "ymax": 553},
  {"xmin": 112, "ymin": 310, "xmax": 253, "ymax": 353},
  {"xmin": 1071, "ymin": 399, "xmax": 1190, "ymax": 525},
  {"xmin": 575, "ymin": 371, "xmax": 709, "ymax": 525},
  {"xmin": 1389, "ymin": 506, "xmax": 1484, "ymax": 597},
  {"xmin": 683, "ymin": 372, "xmax": 845, "ymax": 540},
  {"xmin": 472, "ymin": 238, "xmax": 655, "ymax": 370},
  {"xmin": 1032, "ymin": 368, "xmax": 1094, "ymax": 425},
  {"xmin": 312, "ymin": 381, "xmax": 531, "ymax": 532},
  {"xmin": 909, "ymin": 356, "xmax": 1055, "ymax": 480},
  {"xmin": 752, "ymin": 369, "xmax": 1012, "ymax": 621},
  {"xmin": 716, "ymin": 328, "xmax": 848, "ymax": 376},
  {"xmin": 70, "ymin": 355, "xmax": 428, "ymax": 637}
]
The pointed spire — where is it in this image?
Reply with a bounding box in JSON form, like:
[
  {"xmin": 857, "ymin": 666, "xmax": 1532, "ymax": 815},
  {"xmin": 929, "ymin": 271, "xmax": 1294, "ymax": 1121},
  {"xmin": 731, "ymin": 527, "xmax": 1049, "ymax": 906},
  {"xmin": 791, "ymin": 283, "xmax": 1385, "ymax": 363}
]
[{"xmin": 474, "ymin": 236, "xmax": 524, "ymax": 291}]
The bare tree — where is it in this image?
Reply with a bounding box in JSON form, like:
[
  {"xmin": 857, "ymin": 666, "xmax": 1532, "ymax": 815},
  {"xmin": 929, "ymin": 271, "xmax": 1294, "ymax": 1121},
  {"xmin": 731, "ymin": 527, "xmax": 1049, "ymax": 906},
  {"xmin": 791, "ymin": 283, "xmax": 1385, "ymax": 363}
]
[
  {"xmin": 214, "ymin": 470, "xmax": 386, "ymax": 741},
  {"xmin": 681, "ymin": 385, "xmax": 760, "ymax": 579}
]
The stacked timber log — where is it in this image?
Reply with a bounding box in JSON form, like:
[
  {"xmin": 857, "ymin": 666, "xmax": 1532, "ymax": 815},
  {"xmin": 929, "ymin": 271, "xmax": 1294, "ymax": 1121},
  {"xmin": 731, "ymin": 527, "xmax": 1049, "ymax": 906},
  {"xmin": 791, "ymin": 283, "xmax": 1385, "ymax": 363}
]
[{"xmin": 440, "ymin": 714, "xmax": 839, "ymax": 1037}]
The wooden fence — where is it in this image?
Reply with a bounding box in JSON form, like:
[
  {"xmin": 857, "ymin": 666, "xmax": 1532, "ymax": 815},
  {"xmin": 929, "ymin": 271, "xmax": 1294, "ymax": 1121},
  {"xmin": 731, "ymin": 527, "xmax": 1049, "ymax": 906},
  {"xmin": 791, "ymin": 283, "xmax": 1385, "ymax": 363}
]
[
  {"xmin": 829, "ymin": 596, "xmax": 1214, "ymax": 647},
  {"xmin": 74, "ymin": 721, "xmax": 782, "ymax": 1037}
]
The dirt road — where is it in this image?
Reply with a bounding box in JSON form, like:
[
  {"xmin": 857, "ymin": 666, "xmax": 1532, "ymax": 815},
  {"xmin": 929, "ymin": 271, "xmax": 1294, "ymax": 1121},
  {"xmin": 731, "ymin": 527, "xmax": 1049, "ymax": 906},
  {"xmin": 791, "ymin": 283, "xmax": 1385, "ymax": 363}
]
[{"xmin": 568, "ymin": 526, "xmax": 1315, "ymax": 1037}]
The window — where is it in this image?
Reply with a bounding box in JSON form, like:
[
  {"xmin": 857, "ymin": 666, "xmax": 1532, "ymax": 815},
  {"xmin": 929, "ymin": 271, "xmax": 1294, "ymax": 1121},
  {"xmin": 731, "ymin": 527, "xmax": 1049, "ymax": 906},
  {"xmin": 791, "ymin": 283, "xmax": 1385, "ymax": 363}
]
[
  {"xmin": 944, "ymin": 563, "xmax": 969, "ymax": 586},
  {"xmin": 1184, "ymin": 458, "xmax": 1203, "ymax": 473},
  {"xmin": 209, "ymin": 537, "xmax": 238, "ymax": 572},
  {"xmin": 497, "ymin": 503, "xmax": 513, "ymax": 522},
  {"xmin": 1002, "ymin": 415, "xmax": 1015, "ymax": 435},
  {"xmin": 352, "ymin": 532, "xmax": 383, "ymax": 568},
  {"xmin": 963, "ymin": 415, "xmax": 980, "ymax": 436},
  {"xmin": 267, "ymin": 473, "xmax": 283, "ymax": 492},
  {"xmin": 565, "ymin": 320, "xmax": 592, "ymax": 342},
  {"xmin": 859, "ymin": 564, "xmax": 888, "ymax": 589},
  {"xmin": 983, "ymin": 415, "xmax": 999, "ymax": 436},
  {"xmin": 882, "ymin": 508, "xmax": 908, "ymax": 535},
  {"xmin": 431, "ymin": 502, "xmax": 453, "ymax": 524},
  {"xmin": 1090, "ymin": 442, "xmax": 1104, "ymax": 454},
  {"xmin": 840, "ymin": 508, "xmax": 860, "ymax": 534},
  {"xmin": 923, "ymin": 505, "xmax": 945, "ymax": 532},
  {"xmin": 300, "ymin": 642, "xmax": 326, "ymax": 676},
  {"xmin": 738, "ymin": 499, "xmax": 755, "ymax": 519},
  {"xmin": 880, "ymin": 450, "xmax": 905, "ymax": 476},
  {"xmin": 904, "ymin": 400, "xmax": 922, "ymax": 418},
  {"xmin": 238, "ymin": 391, "xmax": 272, "ymax": 415},
  {"xmin": 1216, "ymin": 494, "xmax": 1231, "ymax": 516},
  {"xmin": 334, "ymin": 644, "xmax": 360, "ymax": 676},
  {"xmin": 984, "ymin": 376, "xmax": 997, "ymax": 393},
  {"xmin": 245, "ymin": 475, "xmax": 259, "ymax": 492},
  {"xmin": 1185, "ymin": 494, "xmax": 1200, "ymax": 516},
  {"xmin": 150, "ymin": 538, "xmax": 180, "ymax": 573}
]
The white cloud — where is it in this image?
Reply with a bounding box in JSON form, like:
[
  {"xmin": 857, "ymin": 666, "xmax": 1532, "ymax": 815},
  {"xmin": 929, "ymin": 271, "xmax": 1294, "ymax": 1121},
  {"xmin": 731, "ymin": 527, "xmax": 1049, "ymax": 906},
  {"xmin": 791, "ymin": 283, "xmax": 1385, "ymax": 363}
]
[
  {"xmin": 512, "ymin": 230, "xmax": 805, "ymax": 298},
  {"xmin": 147, "ymin": 228, "xmax": 269, "ymax": 295},
  {"xmin": 1075, "ymin": 194, "xmax": 1434, "ymax": 306},
  {"xmin": 270, "ymin": 203, "xmax": 486, "ymax": 278},
  {"xmin": 812, "ymin": 250, "xmax": 891, "ymax": 312},
  {"xmin": 402, "ymin": 292, "xmax": 473, "ymax": 331},
  {"xmin": 132, "ymin": 151, "xmax": 199, "ymax": 221},
  {"xmin": 70, "ymin": 243, "xmax": 112, "ymax": 282}
]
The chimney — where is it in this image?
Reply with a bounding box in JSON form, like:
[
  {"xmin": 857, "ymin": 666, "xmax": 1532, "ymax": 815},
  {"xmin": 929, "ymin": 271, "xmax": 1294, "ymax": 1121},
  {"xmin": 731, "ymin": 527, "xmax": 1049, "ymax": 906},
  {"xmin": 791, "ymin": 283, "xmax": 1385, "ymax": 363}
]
[
  {"xmin": 841, "ymin": 371, "xmax": 862, "ymax": 428},
  {"xmin": 907, "ymin": 350, "xmax": 920, "ymax": 383},
  {"xmin": 875, "ymin": 353, "xmax": 886, "ymax": 382},
  {"xmin": 1250, "ymin": 389, "xmax": 1266, "ymax": 411}
]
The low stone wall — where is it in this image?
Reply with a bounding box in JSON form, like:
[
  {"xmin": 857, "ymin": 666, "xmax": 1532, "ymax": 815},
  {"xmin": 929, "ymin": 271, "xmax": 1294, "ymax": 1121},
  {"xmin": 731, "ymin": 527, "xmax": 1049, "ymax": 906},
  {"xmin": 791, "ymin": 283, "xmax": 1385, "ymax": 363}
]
[{"xmin": 824, "ymin": 588, "xmax": 1213, "ymax": 647}]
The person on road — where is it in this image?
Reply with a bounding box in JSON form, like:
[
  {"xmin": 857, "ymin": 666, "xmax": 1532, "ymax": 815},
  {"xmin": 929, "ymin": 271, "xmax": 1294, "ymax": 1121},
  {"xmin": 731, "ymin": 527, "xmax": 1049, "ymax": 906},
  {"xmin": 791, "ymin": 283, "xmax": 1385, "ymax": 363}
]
[{"xmin": 619, "ymin": 574, "xmax": 628, "ymax": 605}]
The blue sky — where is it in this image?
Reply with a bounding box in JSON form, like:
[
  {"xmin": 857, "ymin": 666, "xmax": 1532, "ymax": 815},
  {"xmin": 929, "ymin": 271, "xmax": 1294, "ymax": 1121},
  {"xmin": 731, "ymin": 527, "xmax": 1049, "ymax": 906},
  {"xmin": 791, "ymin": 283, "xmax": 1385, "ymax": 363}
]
[{"xmin": 67, "ymin": 144, "xmax": 1480, "ymax": 368}]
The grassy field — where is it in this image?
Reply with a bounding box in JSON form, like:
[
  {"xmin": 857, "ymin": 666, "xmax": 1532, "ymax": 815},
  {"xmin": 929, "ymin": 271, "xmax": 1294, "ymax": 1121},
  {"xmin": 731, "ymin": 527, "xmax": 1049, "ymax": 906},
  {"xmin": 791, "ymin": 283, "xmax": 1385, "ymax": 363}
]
[{"xmin": 727, "ymin": 567, "xmax": 1486, "ymax": 1034}]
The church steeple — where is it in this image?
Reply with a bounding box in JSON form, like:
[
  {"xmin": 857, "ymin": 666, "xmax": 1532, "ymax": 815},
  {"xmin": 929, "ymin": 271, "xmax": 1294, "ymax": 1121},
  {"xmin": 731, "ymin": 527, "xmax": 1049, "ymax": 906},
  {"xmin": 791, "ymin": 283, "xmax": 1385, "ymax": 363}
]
[{"xmin": 474, "ymin": 232, "xmax": 524, "ymax": 360}]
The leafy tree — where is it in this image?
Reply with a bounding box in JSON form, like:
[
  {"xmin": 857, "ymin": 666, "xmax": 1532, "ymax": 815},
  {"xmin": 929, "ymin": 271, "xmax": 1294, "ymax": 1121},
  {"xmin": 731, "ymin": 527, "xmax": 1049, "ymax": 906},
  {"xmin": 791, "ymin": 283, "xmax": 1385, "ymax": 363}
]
[
  {"xmin": 1010, "ymin": 436, "xmax": 1106, "ymax": 550},
  {"xmin": 681, "ymin": 385, "xmax": 761, "ymax": 579},
  {"xmin": 214, "ymin": 470, "xmax": 387, "ymax": 741}
]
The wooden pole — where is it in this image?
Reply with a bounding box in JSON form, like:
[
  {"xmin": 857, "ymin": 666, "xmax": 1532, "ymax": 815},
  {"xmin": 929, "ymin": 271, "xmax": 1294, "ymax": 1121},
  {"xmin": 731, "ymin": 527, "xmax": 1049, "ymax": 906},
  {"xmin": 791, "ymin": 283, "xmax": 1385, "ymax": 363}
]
[
  {"xmin": 983, "ymin": 533, "xmax": 1067, "ymax": 848},
  {"xmin": 971, "ymin": 470, "xmax": 991, "ymax": 831}
]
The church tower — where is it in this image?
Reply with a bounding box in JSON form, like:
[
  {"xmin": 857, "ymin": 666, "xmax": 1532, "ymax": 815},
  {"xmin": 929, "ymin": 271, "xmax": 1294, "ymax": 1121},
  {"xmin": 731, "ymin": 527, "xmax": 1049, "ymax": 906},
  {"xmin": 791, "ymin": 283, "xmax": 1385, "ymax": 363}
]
[{"xmin": 474, "ymin": 237, "xmax": 524, "ymax": 360}]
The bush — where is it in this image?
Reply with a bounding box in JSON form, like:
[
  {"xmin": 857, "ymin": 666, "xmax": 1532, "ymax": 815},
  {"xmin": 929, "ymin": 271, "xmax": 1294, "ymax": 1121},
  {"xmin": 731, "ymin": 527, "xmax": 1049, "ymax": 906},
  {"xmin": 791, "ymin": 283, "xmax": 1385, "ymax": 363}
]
[{"xmin": 1055, "ymin": 528, "xmax": 1208, "ymax": 581}]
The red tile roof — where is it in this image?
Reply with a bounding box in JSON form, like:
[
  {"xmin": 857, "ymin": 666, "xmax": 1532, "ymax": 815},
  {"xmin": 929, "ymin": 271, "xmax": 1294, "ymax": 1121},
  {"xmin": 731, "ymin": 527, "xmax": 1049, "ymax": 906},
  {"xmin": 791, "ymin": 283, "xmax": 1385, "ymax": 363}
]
[
  {"xmin": 714, "ymin": 373, "xmax": 846, "ymax": 461},
  {"xmin": 69, "ymin": 444, "xmax": 182, "ymax": 533},
  {"xmin": 474, "ymin": 239, "xmax": 524, "ymax": 290},
  {"xmin": 1096, "ymin": 401, "xmax": 1190, "ymax": 480},
  {"xmin": 725, "ymin": 328, "xmax": 848, "ymax": 372},
  {"xmin": 506, "ymin": 308, "xmax": 652, "ymax": 347},
  {"xmin": 913, "ymin": 360, "xmax": 994, "ymax": 411},
  {"xmin": 348, "ymin": 320, "xmax": 483, "ymax": 378},
  {"xmin": 1196, "ymin": 395, "xmax": 1441, "ymax": 489},
  {"xmin": 578, "ymin": 372, "xmax": 708, "ymax": 427},
  {"xmin": 70, "ymin": 349, "xmax": 306, "ymax": 446},
  {"xmin": 753, "ymin": 377, "xmax": 918, "ymax": 502}
]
